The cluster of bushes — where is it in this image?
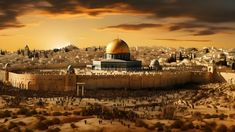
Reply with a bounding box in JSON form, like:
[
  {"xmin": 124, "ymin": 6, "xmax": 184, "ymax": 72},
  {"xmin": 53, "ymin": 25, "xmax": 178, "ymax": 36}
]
[
  {"xmin": 70, "ymin": 123, "xmax": 77, "ymax": 129},
  {"xmin": 47, "ymin": 127, "xmax": 61, "ymax": 132},
  {"xmin": 61, "ymin": 117, "xmax": 82, "ymax": 124},
  {"xmin": 135, "ymin": 119, "xmax": 234, "ymax": 132},
  {"xmin": 52, "ymin": 112, "xmax": 63, "ymax": 116},
  {"xmin": 38, "ymin": 110, "xmax": 49, "ymax": 116},
  {"xmin": 229, "ymin": 113, "xmax": 235, "ymax": 119},
  {"xmin": 0, "ymin": 125, "xmax": 9, "ymax": 132},
  {"xmin": 204, "ymin": 113, "xmax": 228, "ymax": 120},
  {"xmin": 135, "ymin": 120, "xmax": 171, "ymax": 131},
  {"xmin": 17, "ymin": 107, "xmax": 38, "ymax": 116},
  {"xmin": 0, "ymin": 121, "xmax": 27, "ymax": 132},
  {"xmin": 0, "ymin": 118, "xmax": 33, "ymax": 131},
  {"xmin": 81, "ymin": 104, "xmax": 138, "ymax": 121},
  {"xmin": 161, "ymin": 105, "xmax": 176, "ymax": 119},
  {"xmin": 73, "ymin": 111, "xmax": 81, "ymax": 115},
  {"xmin": 0, "ymin": 110, "xmax": 12, "ymax": 118},
  {"xmin": 35, "ymin": 117, "xmax": 61, "ymax": 130},
  {"xmin": 52, "ymin": 111, "xmax": 72, "ymax": 116},
  {"xmin": 36, "ymin": 99, "xmax": 45, "ymax": 107},
  {"xmin": 169, "ymin": 120, "xmax": 194, "ymax": 130},
  {"xmin": 135, "ymin": 119, "xmax": 148, "ymax": 128}
]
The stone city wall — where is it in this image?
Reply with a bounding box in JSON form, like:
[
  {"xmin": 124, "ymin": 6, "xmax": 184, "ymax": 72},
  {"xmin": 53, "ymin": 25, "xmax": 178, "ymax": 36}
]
[
  {"xmin": 0, "ymin": 70, "xmax": 76, "ymax": 91},
  {"xmin": 77, "ymin": 71, "xmax": 212, "ymax": 89},
  {"xmin": 217, "ymin": 72, "xmax": 235, "ymax": 84},
  {"xmin": 0, "ymin": 70, "xmax": 214, "ymax": 91},
  {"xmin": 0, "ymin": 70, "xmax": 7, "ymax": 82}
]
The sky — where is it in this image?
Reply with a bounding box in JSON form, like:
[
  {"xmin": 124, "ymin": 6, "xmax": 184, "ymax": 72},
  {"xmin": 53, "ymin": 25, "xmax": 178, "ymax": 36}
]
[{"xmin": 0, "ymin": 0, "xmax": 235, "ymax": 51}]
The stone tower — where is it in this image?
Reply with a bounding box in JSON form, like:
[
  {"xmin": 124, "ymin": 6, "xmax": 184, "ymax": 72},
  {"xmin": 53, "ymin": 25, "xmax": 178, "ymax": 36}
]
[
  {"xmin": 3, "ymin": 63, "xmax": 10, "ymax": 83},
  {"xmin": 65, "ymin": 65, "xmax": 76, "ymax": 91}
]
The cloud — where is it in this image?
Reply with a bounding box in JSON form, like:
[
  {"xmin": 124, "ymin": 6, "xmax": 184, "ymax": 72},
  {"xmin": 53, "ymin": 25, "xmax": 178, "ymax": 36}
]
[
  {"xmin": 154, "ymin": 38, "xmax": 211, "ymax": 42},
  {"xmin": 0, "ymin": 34, "xmax": 11, "ymax": 36},
  {"xmin": 75, "ymin": 0, "xmax": 235, "ymax": 23},
  {"xmin": 0, "ymin": 0, "xmax": 235, "ymax": 31},
  {"xmin": 168, "ymin": 22, "xmax": 235, "ymax": 36},
  {"xmin": 100, "ymin": 21, "xmax": 234, "ymax": 35},
  {"xmin": 101, "ymin": 23, "xmax": 162, "ymax": 30}
]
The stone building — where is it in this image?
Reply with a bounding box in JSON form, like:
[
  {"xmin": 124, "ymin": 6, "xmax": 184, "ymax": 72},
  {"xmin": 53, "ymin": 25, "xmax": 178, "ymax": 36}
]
[{"xmin": 93, "ymin": 39, "xmax": 142, "ymax": 70}]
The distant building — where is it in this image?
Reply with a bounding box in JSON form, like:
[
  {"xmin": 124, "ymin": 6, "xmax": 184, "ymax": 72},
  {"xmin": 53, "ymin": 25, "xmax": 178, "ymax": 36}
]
[
  {"xmin": 24, "ymin": 45, "xmax": 30, "ymax": 56},
  {"xmin": 149, "ymin": 59, "xmax": 162, "ymax": 70},
  {"xmin": 93, "ymin": 39, "xmax": 142, "ymax": 70},
  {"xmin": 232, "ymin": 62, "xmax": 235, "ymax": 70}
]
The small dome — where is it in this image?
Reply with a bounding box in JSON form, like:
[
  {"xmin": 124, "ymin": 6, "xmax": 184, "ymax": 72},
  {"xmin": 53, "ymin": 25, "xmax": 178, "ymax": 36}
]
[
  {"xmin": 4, "ymin": 63, "xmax": 10, "ymax": 70},
  {"xmin": 67, "ymin": 65, "xmax": 75, "ymax": 74},
  {"xmin": 180, "ymin": 59, "xmax": 193, "ymax": 66},
  {"xmin": 158, "ymin": 58, "xmax": 167, "ymax": 64},
  {"xmin": 150, "ymin": 59, "xmax": 160, "ymax": 67},
  {"xmin": 106, "ymin": 39, "xmax": 130, "ymax": 54},
  {"xmin": 217, "ymin": 53, "xmax": 226, "ymax": 59},
  {"xmin": 150, "ymin": 59, "xmax": 161, "ymax": 70}
]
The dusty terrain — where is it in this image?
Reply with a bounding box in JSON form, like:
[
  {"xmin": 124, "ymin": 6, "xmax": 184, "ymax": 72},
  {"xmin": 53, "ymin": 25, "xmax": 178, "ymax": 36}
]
[{"xmin": 0, "ymin": 83, "xmax": 235, "ymax": 132}]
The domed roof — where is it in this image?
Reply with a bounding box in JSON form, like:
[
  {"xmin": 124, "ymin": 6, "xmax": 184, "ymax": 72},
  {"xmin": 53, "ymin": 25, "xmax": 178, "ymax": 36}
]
[
  {"xmin": 150, "ymin": 59, "xmax": 160, "ymax": 68},
  {"xmin": 106, "ymin": 39, "xmax": 130, "ymax": 54},
  {"xmin": 67, "ymin": 65, "xmax": 75, "ymax": 74}
]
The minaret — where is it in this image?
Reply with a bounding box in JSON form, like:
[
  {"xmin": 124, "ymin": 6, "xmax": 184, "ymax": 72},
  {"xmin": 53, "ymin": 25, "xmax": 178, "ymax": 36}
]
[{"xmin": 24, "ymin": 45, "xmax": 30, "ymax": 56}]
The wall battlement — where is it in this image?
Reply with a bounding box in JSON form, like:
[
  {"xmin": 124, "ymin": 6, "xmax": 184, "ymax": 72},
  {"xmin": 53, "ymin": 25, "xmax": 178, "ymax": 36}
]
[
  {"xmin": 0, "ymin": 69, "xmax": 216, "ymax": 91},
  {"xmin": 77, "ymin": 71, "xmax": 212, "ymax": 89}
]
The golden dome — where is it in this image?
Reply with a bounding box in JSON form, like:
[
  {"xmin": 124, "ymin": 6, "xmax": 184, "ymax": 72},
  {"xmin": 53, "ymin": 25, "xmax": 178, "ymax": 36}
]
[{"xmin": 106, "ymin": 39, "xmax": 130, "ymax": 54}]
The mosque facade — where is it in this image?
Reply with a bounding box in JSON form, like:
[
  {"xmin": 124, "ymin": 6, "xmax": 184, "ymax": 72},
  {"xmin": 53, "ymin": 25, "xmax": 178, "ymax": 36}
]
[{"xmin": 92, "ymin": 39, "xmax": 142, "ymax": 70}]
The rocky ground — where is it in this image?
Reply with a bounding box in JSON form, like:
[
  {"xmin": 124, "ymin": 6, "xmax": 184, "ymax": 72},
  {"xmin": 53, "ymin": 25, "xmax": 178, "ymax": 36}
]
[{"xmin": 0, "ymin": 83, "xmax": 235, "ymax": 132}]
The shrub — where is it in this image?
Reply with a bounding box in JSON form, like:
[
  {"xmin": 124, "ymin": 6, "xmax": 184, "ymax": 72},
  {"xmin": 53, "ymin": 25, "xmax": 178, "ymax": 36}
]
[
  {"xmin": 192, "ymin": 111, "xmax": 202, "ymax": 120},
  {"xmin": 42, "ymin": 111, "xmax": 49, "ymax": 116},
  {"xmin": 195, "ymin": 125, "xmax": 200, "ymax": 129},
  {"xmin": 11, "ymin": 114, "xmax": 17, "ymax": 119},
  {"xmin": 17, "ymin": 107, "xmax": 30, "ymax": 115},
  {"xmin": 63, "ymin": 112, "xmax": 71, "ymax": 116},
  {"xmin": 170, "ymin": 120, "xmax": 184, "ymax": 129},
  {"xmin": 35, "ymin": 121, "xmax": 48, "ymax": 130},
  {"xmin": 51, "ymin": 118, "xmax": 61, "ymax": 125},
  {"xmin": 30, "ymin": 109, "xmax": 38, "ymax": 115},
  {"xmin": 201, "ymin": 124, "xmax": 213, "ymax": 132},
  {"xmin": 181, "ymin": 121, "xmax": 194, "ymax": 131},
  {"xmin": 135, "ymin": 119, "xmax": 148, "ymax": 128},
  {"xmin": 219, "ymin": 114, "xmax": 227, "ymax": 120},
  {"xmin": 229, "ymin": 113, "xmax": 235, "ymax": 119},
  {"xmin": 36, "ymin": 115, "xmax": 46, "ymax": 121},
  {"xmin": 12, "ymin": 127, "xmax": 21, "ymax": 132},
  {"xmin": 8, "ymin": 122, "xmax": 18, "ymax": 129},
  {"xmin": 17, "ymin": 121, "xmax": 26, "ymax": 126},
  {"xmin": 36, "ymin": 100, "xmax": 45, "ymax": 107},
  {"xmin": 61, "ymin": 117, "xmax": 82, "ymax": 124},
  {"xmin": 0, "ymin": 110, "xmax": 12, "ymax": 118},
  {"xmin": 154, "ymin": 122, "xmax": 164, "ymax": 131},
  {"xmin": 162, "ymin": 106, "xmax": 176, "ymax": 119},
  {"xmin": 73, "ymin": 111, "xmax": 81, "ymax": 115},
  {"xmin": 207, "ymin": 121, "xmax": 217, "ymax": 128},
  {"xmin": 228, "ymin": 125, "xmax": 235, "ymax": 132},
  {"xmin": 70, "ymin": 123, "xmax": 77, "ymax": 129},
  {"xmin": 25, "ymin": 128, "xmax": 33, "ymax": 132},
  {"xmin": 4, "ymin": 119, "xmax": 8, "ymax": 123},
  {"xmin": 52, "ymin": 112, "xmax": 62, "ymax": 116},
  {"xmin": 41, "ymin": 118, "xmax": 61, "ymax": 128},
  {"xmin": 216, "ymin": 124, "xmax": 227, "ymax": 132},
  {"xmin": 47, "ymin": 127, "xmax": 61, "ymax": 132},
  {"xmin": 0, "ymin": 125, "xmax": 9, "ymax": 132}
]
